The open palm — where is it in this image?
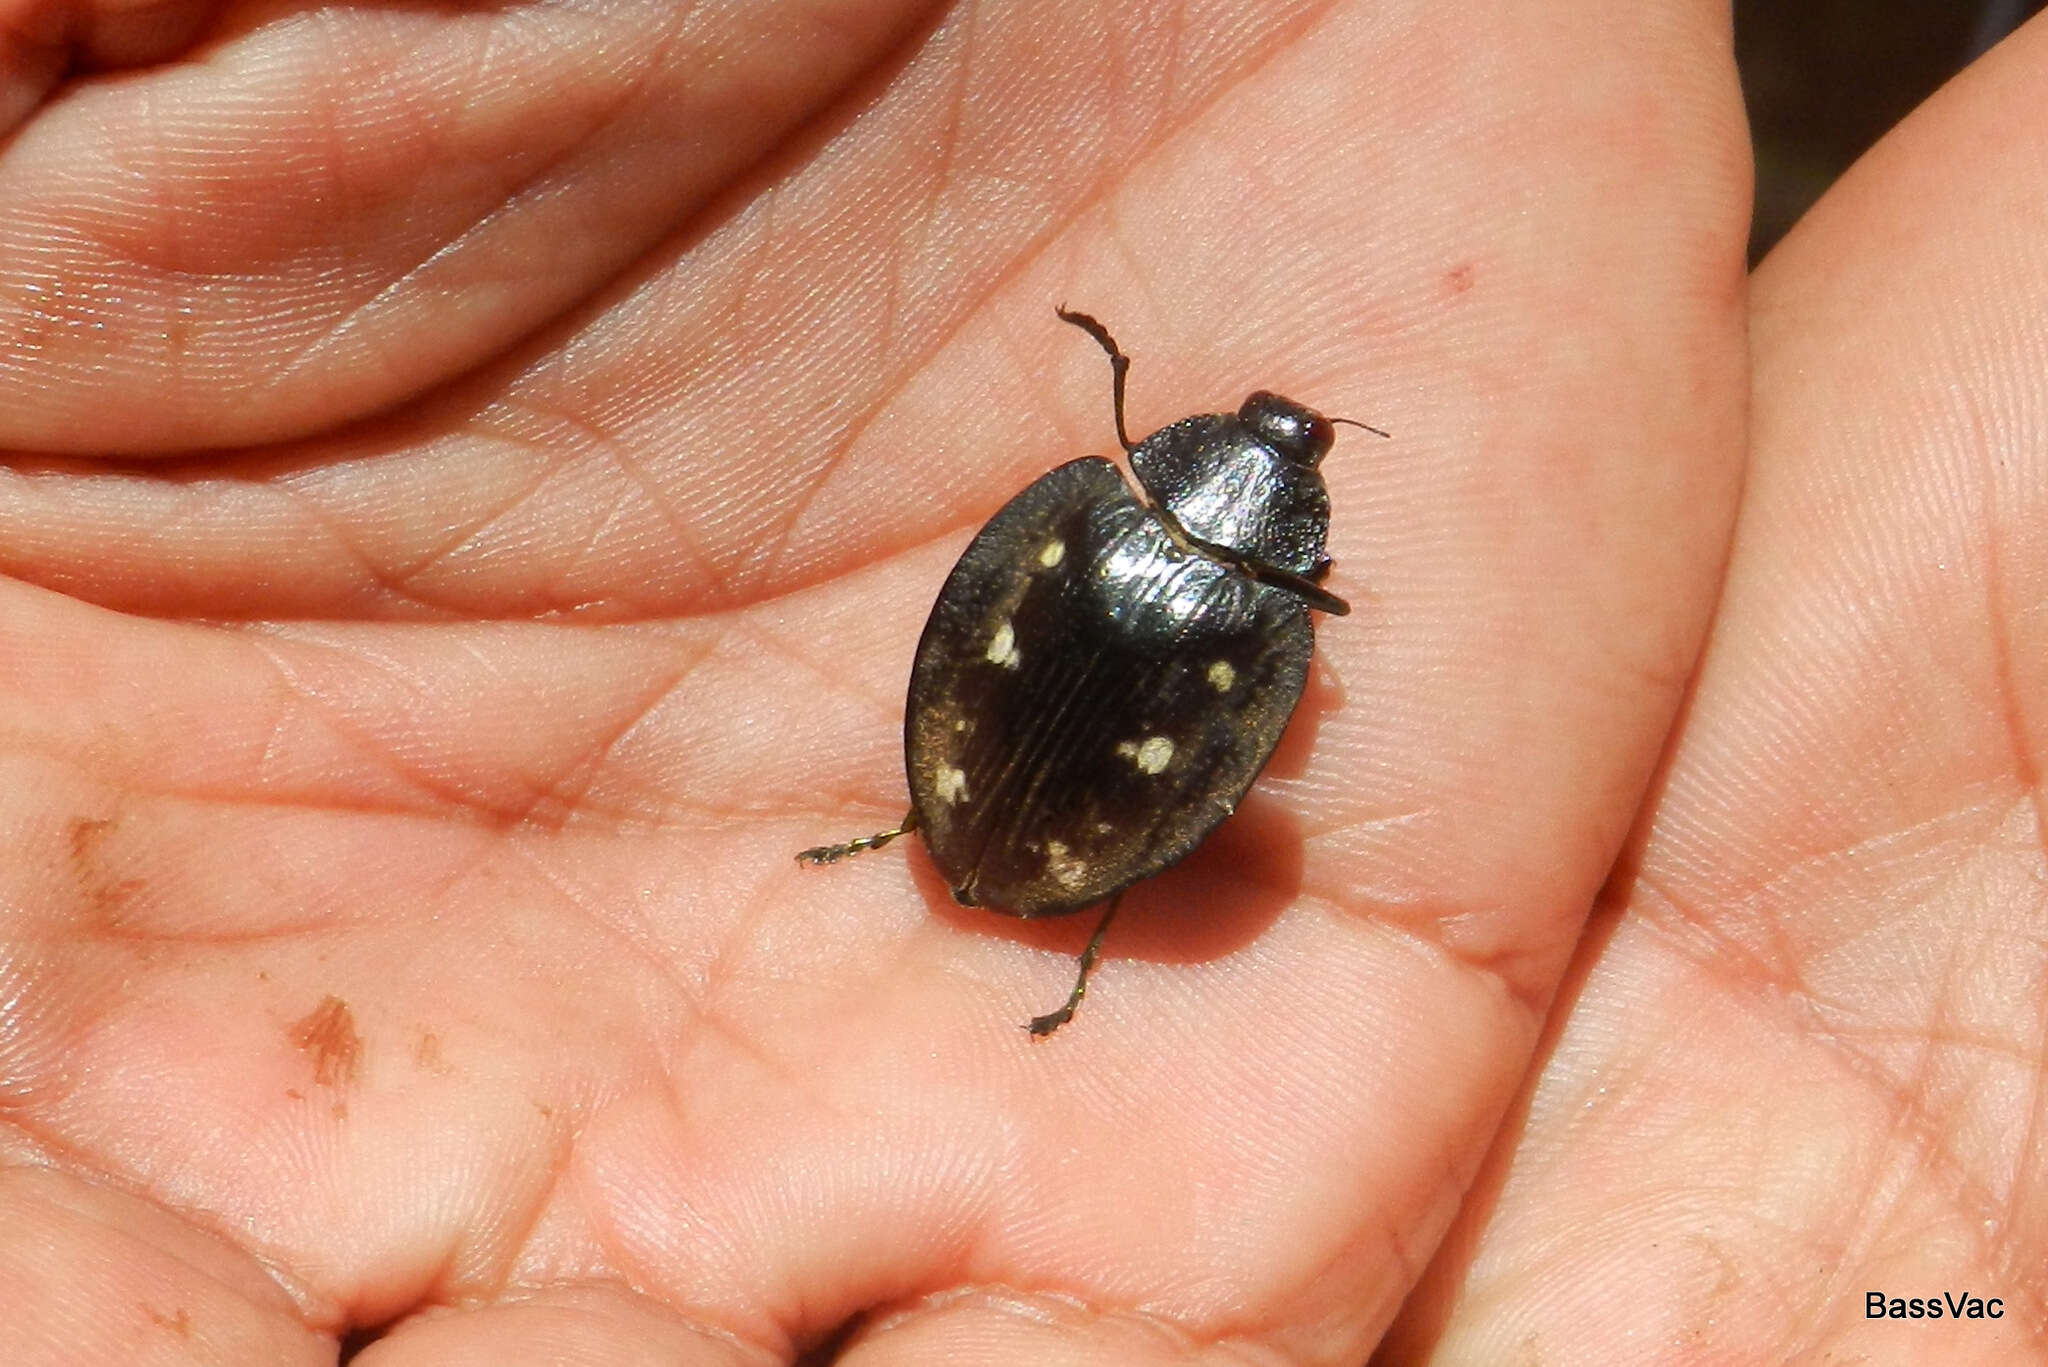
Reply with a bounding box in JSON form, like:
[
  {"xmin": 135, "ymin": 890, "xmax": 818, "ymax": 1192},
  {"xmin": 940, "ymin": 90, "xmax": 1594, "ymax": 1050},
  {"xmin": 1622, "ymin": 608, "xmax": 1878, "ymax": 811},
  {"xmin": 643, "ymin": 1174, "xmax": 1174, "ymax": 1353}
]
[{"xmin": 19, "ymin": 1, "xmax": 2024, "ymax": 1363}]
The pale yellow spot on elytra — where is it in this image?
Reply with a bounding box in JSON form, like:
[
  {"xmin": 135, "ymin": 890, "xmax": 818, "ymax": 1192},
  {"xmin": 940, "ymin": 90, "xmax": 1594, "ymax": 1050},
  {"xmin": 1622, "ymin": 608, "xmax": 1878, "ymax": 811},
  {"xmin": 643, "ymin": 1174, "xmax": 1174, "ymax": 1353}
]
[
  {"xmin": 935, "ymin": 766, "xmax": 969, "ymax": 803},
  {"xmin": 1045, "ymin": 839, "xmax": 1089, "ymax": 890},
  {"xmin": 1117, "ymin": 735, "xmax": 1174, "ymax": 774},
  {"xmin": 1207, "ymin": 660, "xmax": 1236, "ymax": 691},
  {"xmin": 986, "ymin": 619, "xmax": 1020, "ymax": 668},
  {"xmin": 1038, "ymin": 539, "xmax": 1066, "ymax": 568}
]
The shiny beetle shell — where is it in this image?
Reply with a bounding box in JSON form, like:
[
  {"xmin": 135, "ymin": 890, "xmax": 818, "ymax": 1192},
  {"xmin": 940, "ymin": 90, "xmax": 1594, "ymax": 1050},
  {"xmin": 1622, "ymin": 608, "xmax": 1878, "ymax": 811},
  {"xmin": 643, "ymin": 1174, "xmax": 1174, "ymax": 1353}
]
[{"xmin": 904, "ymin": 457, "xmax": 1316, "ymax": 914}]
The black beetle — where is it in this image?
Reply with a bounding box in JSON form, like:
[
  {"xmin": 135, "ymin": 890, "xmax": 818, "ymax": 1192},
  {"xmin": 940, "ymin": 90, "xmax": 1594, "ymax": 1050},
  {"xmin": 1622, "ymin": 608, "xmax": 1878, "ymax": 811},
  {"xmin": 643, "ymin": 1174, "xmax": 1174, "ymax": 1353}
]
[{"xmin": 800, "ymin": 308, "xmax": 1381, "ymax": 1035}]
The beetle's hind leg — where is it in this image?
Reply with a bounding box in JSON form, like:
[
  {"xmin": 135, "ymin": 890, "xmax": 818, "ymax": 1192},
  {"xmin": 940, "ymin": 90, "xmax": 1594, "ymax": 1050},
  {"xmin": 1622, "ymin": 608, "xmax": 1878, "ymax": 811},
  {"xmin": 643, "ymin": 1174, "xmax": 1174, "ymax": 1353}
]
[
  {"xmin": 796, "ymin": 809, "xmax": 919, "ymax": 866},
  {"xmin": 1025, "ymin": 893, "xmax": 1123, "ymax": 1038}
]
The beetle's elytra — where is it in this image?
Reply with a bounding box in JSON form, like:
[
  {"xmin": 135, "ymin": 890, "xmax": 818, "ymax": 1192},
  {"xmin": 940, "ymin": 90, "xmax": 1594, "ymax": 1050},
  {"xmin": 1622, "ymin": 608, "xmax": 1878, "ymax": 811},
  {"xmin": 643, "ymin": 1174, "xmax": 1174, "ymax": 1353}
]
[{"xmin": 800, "ymin": 308, "xmax": 1381, "ymax": 1036}]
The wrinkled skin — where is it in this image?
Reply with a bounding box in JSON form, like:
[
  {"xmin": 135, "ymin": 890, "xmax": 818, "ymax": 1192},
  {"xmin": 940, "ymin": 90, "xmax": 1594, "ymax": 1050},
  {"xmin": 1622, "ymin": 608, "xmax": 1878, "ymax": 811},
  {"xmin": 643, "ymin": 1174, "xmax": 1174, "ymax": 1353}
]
[{"xmin": 0, "ymin": 1, "xmax": 2035, "ymax": 1363}]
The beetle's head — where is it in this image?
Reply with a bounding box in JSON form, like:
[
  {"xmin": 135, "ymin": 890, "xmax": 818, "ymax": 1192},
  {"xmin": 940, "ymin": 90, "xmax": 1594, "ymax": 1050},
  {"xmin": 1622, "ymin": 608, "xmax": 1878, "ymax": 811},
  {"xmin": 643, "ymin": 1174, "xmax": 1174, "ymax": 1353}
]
[
  {"xmin": 1239, "ymin": 392, "xmax": 1333, "ymax": 467},
  {"xmin": 1240, "ymin": 392, "xmax": 1391, "ymax": 466}
]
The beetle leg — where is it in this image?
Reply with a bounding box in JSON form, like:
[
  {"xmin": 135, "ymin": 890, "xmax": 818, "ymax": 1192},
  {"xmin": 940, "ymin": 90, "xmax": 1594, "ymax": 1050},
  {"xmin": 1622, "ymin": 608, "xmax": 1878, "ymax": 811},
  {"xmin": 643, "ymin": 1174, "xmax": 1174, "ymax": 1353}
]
[
  {"xmin": 1055, "ymin": 306, "xmax": 1136, "ymax": 453},
  {"xmin": 796, "ymin": 809, "xmax": 919, "ymax": 865},
  {"xmin": 1025, "ymin": 893, "xmax": 1123, "ymax": 1037}
]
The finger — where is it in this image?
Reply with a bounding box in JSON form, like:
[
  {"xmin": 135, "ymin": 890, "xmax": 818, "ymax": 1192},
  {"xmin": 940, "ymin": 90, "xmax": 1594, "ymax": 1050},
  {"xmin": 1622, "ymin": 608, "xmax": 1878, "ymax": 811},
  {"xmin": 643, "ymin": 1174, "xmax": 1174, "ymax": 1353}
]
[
  {"xmin": 1386, "ymin": 16, "xmax": 2048, "ymax": 1361},
  {"xmin": 833, "ymin": 1288, "xmax": 1264, "ymax": 1367},
  {"xmin": 0, "ymin": 0, "xmax": 225, "ymax": 133},
  {"xmin": 350, "ymin": 1285, "xmax": 773, "ymax": 1367},
  {"xmin": 0, "ymin": 1166, "xmax": 329, "ymax": 1366},
  {"xmin": 0, "ymin": 0, "xmax": 932, "ymax": 452}
]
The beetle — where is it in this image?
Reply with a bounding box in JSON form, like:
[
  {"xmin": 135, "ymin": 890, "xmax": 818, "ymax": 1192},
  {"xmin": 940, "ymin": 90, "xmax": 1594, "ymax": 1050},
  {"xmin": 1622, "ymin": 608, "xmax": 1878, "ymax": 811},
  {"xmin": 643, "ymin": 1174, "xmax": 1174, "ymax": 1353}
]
[{"xmin": 799, "ymin": 308, "xmax": 1381, "ymax": 1035}]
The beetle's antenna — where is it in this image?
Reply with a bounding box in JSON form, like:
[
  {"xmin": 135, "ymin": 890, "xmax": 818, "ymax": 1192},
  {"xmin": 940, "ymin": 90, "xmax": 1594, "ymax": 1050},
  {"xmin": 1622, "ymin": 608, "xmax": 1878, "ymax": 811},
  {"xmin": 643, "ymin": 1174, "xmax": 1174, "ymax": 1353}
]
[
  {"xmin": 1055, "ymin": 306, "xmax": 1137, "ymax": 453},
  {"xmin": 1332, "ymin": 416, "xmax": 1391, "ymax": 439}
]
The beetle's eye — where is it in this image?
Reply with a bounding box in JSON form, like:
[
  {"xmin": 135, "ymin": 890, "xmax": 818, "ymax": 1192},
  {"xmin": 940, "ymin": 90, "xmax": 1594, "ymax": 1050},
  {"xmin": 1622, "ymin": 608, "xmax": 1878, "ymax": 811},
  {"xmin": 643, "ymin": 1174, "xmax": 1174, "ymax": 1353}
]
[{"xmin": 1240, "ymin": 392, "xmax": 1333, "ymax": 465}]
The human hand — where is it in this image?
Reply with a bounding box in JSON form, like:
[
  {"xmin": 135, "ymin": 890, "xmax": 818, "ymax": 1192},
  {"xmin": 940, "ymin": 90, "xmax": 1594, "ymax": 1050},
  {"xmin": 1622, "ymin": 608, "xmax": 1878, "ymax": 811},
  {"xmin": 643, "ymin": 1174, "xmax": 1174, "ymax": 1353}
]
[
  {"xmin": 0, "ymin": 2, "xmax": 1745, "ymax": 1362},
  {"xmin": 1381, "ymin": 17, "xmax": 2048, "ymax": 1364}
]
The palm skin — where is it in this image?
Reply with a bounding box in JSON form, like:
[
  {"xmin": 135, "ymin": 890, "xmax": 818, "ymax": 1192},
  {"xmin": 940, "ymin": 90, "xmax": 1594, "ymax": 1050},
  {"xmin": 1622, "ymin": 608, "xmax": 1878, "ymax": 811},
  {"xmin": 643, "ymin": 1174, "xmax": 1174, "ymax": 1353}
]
[{"xmin": 31, "ymin": 0, "xmax": 2024, "ymax": 1362}]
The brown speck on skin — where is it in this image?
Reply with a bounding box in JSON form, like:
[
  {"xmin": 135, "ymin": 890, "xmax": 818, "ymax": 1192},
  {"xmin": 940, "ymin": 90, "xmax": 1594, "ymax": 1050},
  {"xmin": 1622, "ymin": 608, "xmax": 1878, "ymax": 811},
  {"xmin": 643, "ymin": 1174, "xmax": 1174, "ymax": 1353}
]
[
  {"xmin": 289, "ymin": 995, "xmax": 361, "ymax": 1087},
  {"xmin": 67, "ymin": 815, "xmax": 144, "ymax": 921},
  {"xmin": 1445, "ymin": 262, "xmax": 1475, "ymax": 294},
  {"xmin": 144, "ymin": 1306, "xmax": 192, "ymax": 1336},
  {"xmin": 68, "ymin": 816, "xmax": 113, "ymax": 863}
]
